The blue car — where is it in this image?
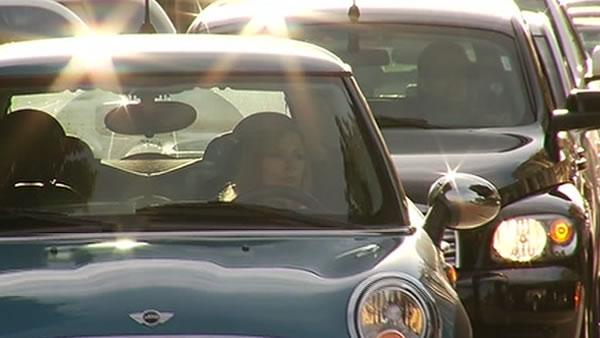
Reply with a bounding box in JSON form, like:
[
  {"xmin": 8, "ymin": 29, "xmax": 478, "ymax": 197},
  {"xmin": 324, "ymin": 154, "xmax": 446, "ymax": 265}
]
[{"xmin": 0, "ymin": 34, "xmax": 500, "ymax": 338}]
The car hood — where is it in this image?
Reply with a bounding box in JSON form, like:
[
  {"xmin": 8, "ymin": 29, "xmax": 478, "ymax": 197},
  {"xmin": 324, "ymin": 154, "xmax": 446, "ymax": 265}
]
[
  {"xmin": 383, "ymin": 127, "xmax": 565, "ymax": 206},
  {"xmin": 0, "ymin": 231, "xmax": 453, "ymax": 338}
]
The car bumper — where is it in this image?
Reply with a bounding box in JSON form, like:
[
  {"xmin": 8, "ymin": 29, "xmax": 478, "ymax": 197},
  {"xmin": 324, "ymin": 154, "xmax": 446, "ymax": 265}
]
[{"xmin": 456, "ymin": 266, "xmax": 584, "ymax": 338}]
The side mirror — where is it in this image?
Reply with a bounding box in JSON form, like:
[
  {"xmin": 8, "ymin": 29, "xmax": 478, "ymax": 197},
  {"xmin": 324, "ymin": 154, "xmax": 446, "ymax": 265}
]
[
  {"xmin": 423, "ymin": 173, "xmax": 501, "ymax": 243},
  {"xmin": 551, "ymin": 89, "xmax": 600, "ymax": 131}
]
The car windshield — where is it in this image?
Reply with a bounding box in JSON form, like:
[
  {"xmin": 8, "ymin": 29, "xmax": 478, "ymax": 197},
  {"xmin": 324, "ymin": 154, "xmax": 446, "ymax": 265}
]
[
  {"xmin": 1, "ymin": 74, "xmax": 393, "ymax": 229},
  {"xmin": 59, "ymin": 0, "xmax": 174, "ymax": 33},
  {"xmin": 0, "ymin": 6, "xmax": 81, "ymax": 43},
  {"xmin": 213, "ymin": 23, "xmax": 534, "ymax": 128}
]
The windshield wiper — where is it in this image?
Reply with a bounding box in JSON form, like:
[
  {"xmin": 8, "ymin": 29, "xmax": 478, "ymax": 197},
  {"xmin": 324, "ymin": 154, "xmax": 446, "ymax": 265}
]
[
  {"xmin": 136, "ymin": 201, "xmax": 358, "ymax": 229},
  {"xmin": 0, "ymin": 208, "xmax": 120, "ymax": 234},
  {"xmin": 375, "ymin": 116, "xmax": 443, "ymax": 129}
]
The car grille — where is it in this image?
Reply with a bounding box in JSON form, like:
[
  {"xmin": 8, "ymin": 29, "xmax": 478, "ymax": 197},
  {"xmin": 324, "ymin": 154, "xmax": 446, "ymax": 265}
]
[{"xmin": 442, "ymin": 229, "xmax": 459, "ymax": 267}]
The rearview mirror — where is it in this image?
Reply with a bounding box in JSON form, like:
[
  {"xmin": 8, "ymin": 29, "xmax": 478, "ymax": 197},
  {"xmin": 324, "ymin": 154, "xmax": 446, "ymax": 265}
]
[
  {"xmin": 336, "ymin": 48, "xmax": 390, "ymax": 67},
  {"xmin": 105, "ymin": 101, "xmax": 196, "ymax": 137}
]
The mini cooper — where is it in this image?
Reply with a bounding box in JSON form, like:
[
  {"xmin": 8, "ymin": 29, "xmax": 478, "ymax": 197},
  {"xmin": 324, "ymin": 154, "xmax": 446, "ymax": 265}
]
[{"xmin": 0, "ymin": 34, "xmax": 501, "ymax": 338}]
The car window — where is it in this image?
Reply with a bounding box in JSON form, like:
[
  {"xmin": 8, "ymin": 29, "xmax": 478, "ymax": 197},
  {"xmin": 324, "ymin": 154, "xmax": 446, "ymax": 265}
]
[
  {"xmin": 59, "ymin": 0, "xmax": 175, "ymax": 33},
  {"xmin": 516, "ymin": 0, "xmax": 588, "ymax": 81},
  {"xmin": 0, "ymin": 6, "xmax": 80, "ymax": 43},
  {"xmin": 554, "ymin": 5, "xmax": 588, "ymax": 67},
  {"xmin": 3, "ymin": 75, "xmax": 390, "ymax": 226},
  {"xmin": 282, "ymin": 23, "xmax": 534, "ymax": 129},
  {"xmin": 533, "ymin": 36, "xmax": 569, "ymax": 107}
]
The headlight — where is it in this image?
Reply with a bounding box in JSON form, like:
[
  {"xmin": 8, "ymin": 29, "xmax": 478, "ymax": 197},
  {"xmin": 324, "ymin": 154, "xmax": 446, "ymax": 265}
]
[
  {"xmin": 349, "ymin": 276, "xmax": 437, "ymax": 338},
  {"xmin": 492, "ymin": 215, "xmax": 577, "ymax": 263}
]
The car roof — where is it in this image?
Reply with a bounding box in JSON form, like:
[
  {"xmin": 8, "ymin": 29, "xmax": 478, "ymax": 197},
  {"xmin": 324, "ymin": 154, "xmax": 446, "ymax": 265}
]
[
  {"xmin": 0, "ymin": 34, "xmax": 351, "ymax": 81},
  {"xmin": 522, "ymin": 10, "xmax": 552, "ymax": 35},
  {"xmin": 192, "ymin": 0, "xmax": 522, "ymax": 36}
]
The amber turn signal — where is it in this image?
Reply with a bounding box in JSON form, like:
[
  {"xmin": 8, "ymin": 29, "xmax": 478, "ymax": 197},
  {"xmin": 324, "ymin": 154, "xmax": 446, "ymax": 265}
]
[
  {"xmin": 549, "ymin": 220, "xmax": 573, "ymax": 245},
  {"xmin": 445, "ymin": 264, "xmax": 458, "ymax": 287}
]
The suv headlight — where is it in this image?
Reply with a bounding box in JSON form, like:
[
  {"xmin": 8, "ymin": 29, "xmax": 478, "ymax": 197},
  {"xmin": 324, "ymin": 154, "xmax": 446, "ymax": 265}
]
[
  {"xmin": 492, "ymin": 215, "xmax": 577, "ymax": 263},
  {"xmin": 349, "ymin": 276, "xmax": 438, "ymax": 338}
]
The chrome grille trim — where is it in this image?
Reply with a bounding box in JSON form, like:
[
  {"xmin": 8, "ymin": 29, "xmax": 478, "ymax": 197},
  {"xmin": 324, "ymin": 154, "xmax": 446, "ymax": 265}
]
[{"xmin": 441, "ymin": 229, "xmax": 459, "ymax": 268}]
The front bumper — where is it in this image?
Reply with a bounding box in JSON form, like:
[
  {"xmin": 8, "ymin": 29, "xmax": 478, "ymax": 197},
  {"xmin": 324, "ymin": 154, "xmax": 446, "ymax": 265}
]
[{"xmin": 457, "ymin": 266, "xmax": 584, "ymax": 338}]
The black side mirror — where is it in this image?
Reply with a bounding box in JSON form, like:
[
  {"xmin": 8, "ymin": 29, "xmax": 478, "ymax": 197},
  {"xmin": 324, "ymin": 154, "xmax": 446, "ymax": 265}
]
[
  {"xmin": 423, "ymin": 173, "xmax": 501, "ymax": 244},
  {"xmin": 551, "ymin": 89, "xmax": 600, "ymax": 131}
]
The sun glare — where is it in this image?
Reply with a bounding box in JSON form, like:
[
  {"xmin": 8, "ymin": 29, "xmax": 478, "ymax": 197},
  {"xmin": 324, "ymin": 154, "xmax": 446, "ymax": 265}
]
[
  {"xmin": 86, "ymin": 239, "xmax": 149, "ymax": 251},
  {"xmin": 51, "ymin": 34, "xmax": 121, "ymax": 92}
]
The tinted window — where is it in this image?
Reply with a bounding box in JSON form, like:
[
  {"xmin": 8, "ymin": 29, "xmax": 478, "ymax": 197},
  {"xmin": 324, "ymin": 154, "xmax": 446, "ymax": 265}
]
[
  {"xmin": 534, "ymin": 36, "xmax": 568, "ymax": 107},
  {"xmin": 0, "ymin": 6, "xmax": 79, "ymax": 43},
  {"xmin": 284, "ymin": 24, "xmax": 534, "ymax": 128},
  {"xmin": 59, "ymin": 0, "xmax": 175, "ymax": 33}
]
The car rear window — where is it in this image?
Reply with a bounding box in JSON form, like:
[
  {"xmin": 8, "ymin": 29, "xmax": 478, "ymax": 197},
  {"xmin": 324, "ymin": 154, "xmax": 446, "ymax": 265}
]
[{"xmin": 0, "ymin": 6, "xmax": 80, "ymax": 43}]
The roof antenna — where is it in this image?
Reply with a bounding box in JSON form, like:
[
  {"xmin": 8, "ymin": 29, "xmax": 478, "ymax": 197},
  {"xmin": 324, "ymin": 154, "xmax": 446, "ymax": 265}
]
[
  {"xmin": 347, "ymin": 0, "xmax": 360, "ymax": 52},
  {"xmin": 348, "ymin": 0, "xmax": 360, "ymax": 23},
  {"xmin": 138, "ymin": 0, "xmax": 157, "ymax": 33}
]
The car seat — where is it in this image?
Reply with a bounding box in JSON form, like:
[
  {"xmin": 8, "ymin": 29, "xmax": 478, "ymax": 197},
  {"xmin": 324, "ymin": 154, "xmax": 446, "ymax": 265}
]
[
  {"xmin": 0, "ymin": 109, "xmax": 83, "ymax": 207},
  {"xmin": 198, "ymin": 112, "xmax": 294, "ymax": 199}
]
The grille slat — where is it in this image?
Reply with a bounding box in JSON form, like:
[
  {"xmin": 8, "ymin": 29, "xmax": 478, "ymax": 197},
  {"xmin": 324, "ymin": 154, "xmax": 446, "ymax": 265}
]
[{"xmin": 441, "ymin": 229, "xmax": 458, "ymax": 267}]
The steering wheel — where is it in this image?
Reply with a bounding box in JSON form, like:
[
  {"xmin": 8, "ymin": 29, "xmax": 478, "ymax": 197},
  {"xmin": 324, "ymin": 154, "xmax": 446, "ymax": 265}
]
[{"xmin": 234, "ymin": 186, "xmax": 323, "ymax": 211}]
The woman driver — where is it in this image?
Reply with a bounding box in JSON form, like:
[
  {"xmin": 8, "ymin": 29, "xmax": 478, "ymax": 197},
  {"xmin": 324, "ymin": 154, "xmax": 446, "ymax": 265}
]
[{"xmin": 218, "ymin": 112, "xmax": 313, "ymax": 208}]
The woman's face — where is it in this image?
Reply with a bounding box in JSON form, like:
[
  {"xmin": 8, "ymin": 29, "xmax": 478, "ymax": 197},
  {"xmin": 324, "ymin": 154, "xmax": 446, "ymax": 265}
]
[{"xmin": 260, "ymin": 131, "xmax": 306, "ymax": 189}]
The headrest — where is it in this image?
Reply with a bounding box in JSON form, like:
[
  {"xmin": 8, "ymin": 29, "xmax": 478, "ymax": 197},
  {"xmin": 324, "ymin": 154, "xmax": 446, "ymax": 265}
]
[
  {"xmin": 0, "ymin": 109, "xmax": 66, "ymax": 157},
  {"xmin": 232, "ymin": 112, "xmax": 296, "ymax": 141}
]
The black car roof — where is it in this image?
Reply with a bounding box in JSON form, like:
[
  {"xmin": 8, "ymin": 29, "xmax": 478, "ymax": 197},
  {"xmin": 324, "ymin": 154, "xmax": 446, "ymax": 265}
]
[
  {"xmin": 194, "ymin": 0, "xmax": 522, "ymax": 36},
  {"xmin": 0, "ymin": 34, "xmax": 351, "ymax": 79}
]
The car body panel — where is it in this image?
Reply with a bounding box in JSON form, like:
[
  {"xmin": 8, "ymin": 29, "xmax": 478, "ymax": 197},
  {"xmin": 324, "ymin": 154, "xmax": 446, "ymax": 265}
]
[{"xmin": 0, "ymin": 230, "xmax": 468, "ymax": 338}]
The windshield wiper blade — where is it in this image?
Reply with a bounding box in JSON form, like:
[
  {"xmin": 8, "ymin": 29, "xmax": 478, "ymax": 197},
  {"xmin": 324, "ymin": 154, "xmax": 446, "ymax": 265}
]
[
  {"xmin": 0, "ymin": 208, "xmax": 119, "ymax": 234},
  {"xmin": 136, "ymin": 201, "xmax": 356, "ymax": 229},
  {"xmin": 375, "ymin": 116, "xmax": 443, "ymax": 129}
]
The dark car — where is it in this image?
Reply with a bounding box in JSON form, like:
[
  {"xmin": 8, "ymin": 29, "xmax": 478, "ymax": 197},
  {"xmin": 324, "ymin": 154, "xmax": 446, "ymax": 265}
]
[
  {"xmin": 189, "ymin": 1, "xmax": 600, "ymax": 337},
  {"xmin": 0, "ymin": 0, "xmax": 88, "ymax": 44},
  {"xmin": 562, "ymin": 0, "xmax": 600, "ymax": 54},
  {"xmin": 516, "ymin": 0, "xmax": 592, "ymax": 85},
  {"xmin": 0, "ymin": 33, "xmax": 498, "ymax": 338}
]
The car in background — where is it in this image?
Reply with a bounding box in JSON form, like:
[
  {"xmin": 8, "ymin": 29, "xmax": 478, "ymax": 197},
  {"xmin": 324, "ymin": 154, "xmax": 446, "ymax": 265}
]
[
  {"xmin": 189, "ymin": 1, "xmax": 600, "ymax": 337},
  {"xmin": 523, "ymin": 10, "xmax": 600, "ymax": 336},
  {"xmin": 56, "ymin": 0, "xmax": 176, "ymax": 34},
  {"xmin": 0, "ymin": 33, "xmax": 487, "ymax": 338},
  {"xmin": 562, "ymin": 0, "xmax": 600, "ymax": 53},
  {"xmin": 516, "ymin": 0, "xmax": 591, "ymax": 85},
  {"xmin": 0, "ymin": 0, "xmax": 87, "ymax": 44}
]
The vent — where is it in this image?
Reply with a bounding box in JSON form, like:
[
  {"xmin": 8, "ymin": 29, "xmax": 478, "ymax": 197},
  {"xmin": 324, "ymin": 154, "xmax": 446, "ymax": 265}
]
[{"xmin": 441, "ymin": 229, "xmax": 459, "ymax": 267}]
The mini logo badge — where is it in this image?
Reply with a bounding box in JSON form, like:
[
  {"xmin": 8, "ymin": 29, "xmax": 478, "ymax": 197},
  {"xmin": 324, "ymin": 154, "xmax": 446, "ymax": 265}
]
[{"xmin": 129, "ymin": 309, "xmax": 173, "ymax": 327}]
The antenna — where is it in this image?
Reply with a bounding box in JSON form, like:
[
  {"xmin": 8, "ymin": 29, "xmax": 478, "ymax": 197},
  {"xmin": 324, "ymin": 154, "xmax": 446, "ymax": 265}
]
[
  {"xmin": 347, "ymin": 0, "xmax": 360, "ymax": 52},
  {"xmin": 137, "ymin": 0, "xmax": 157, "ymax": 33},
  {"xmin": 348, "ymin": 0, "xmax": 360, "ymax": 23}
]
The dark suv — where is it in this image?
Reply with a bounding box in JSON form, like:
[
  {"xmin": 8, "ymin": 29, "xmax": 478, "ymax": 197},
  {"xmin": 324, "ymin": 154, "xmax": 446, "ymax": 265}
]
[{"xmin": 189, "ymin": 1, "xmax": 600, "ymax": 337}]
